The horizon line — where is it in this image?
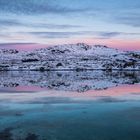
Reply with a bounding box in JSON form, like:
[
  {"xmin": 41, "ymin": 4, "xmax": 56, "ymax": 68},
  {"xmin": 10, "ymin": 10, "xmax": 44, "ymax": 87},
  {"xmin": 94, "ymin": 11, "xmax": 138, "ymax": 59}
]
[{"xmin": 0, "ymin": 42, "xmax": 139, "ymax": 52}]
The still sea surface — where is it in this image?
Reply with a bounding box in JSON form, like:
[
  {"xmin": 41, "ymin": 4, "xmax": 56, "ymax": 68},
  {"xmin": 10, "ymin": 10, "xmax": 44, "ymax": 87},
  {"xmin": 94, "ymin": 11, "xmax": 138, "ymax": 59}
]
[{"xmin": 0, "ymin": 71, "xmax": 139, "ymax": 140}]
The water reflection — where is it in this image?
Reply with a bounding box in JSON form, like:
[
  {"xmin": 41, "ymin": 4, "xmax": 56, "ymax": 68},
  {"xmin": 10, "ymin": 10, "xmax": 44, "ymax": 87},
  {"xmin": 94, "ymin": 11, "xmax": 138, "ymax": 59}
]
[
  {"xmin": 0, "ymin": 71, "xmax": 139, "ymax": 140},
  {"xmin": 0, "ymin": 70, "xmax": 140, "ymax": 92}
]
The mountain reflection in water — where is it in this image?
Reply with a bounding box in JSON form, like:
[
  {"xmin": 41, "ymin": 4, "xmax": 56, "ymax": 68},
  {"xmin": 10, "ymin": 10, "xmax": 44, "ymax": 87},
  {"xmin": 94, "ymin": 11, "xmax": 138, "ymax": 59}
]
[
  {"xmin": 0, "ymin": 70, "xmax": 140, "ymax": 92},
  {"xmin": 0, "ymin": 71, "xmax": 139, "ymax": 140}
]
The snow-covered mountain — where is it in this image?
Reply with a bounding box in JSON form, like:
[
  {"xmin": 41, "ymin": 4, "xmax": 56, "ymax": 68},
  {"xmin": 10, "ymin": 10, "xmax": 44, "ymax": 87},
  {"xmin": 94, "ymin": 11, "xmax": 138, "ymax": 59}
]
[{"xmin": 0, "ymin": 43, "xmax": 140, "ymax": 71}]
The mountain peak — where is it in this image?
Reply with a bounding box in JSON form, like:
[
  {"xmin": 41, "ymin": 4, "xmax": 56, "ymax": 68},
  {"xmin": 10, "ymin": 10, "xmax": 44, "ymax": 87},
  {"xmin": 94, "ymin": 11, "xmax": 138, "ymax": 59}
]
[{"xmin": 94, "ymin": 45, "xmax": 109, "ymax": 48}]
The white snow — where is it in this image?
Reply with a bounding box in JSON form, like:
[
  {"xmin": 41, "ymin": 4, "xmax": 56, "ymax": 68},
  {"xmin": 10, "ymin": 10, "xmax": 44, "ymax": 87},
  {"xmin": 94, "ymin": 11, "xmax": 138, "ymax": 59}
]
[{"xmin": 0, "ymin": 43, "xmax": 140, "ymax": 70}]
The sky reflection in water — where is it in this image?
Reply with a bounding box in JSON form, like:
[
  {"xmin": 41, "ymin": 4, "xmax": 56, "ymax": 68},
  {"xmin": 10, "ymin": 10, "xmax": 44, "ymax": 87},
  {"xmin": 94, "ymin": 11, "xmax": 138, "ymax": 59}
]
[{"xmin": 0, "ymin": 71, "xmax": 139, "ymax": 140}]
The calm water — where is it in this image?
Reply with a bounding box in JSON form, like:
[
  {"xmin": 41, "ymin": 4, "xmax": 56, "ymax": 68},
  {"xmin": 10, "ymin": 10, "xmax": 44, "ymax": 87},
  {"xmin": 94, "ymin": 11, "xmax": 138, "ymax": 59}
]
[{"xmin": 0, "ymin": 71, "xmax": 139, "ymax": 140}]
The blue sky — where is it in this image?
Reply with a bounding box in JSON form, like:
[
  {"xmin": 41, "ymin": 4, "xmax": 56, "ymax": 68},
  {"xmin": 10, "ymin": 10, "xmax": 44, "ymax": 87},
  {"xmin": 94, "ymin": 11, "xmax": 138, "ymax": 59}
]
[{"xmin": 0, "ymin": 0, "xmax": 140, "ymax": 50}]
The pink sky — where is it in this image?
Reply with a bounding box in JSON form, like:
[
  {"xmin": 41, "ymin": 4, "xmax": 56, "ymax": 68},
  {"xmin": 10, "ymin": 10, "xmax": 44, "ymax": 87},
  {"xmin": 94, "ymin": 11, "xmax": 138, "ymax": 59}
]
[
  {"xmin": 0, "ymin": 0, "xmax": 140, "ymax": 52},
  {"xmin": 1, "ymin": 38, "xmax": 140, "ymax": 51}
]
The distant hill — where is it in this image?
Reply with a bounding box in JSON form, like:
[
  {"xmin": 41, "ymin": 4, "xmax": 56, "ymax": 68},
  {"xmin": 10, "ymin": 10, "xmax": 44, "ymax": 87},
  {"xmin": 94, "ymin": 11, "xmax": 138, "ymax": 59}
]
[{"xmin": 0, "ymin": 43, "xmax": 140, "ymax": 71}]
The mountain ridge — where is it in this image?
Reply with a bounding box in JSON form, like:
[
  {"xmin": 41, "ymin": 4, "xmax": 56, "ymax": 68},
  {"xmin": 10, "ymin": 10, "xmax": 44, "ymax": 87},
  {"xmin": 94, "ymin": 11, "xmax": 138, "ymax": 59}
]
[{"xmin": 0, "ymin": 43, "xmax": 140, "ymax": 71}]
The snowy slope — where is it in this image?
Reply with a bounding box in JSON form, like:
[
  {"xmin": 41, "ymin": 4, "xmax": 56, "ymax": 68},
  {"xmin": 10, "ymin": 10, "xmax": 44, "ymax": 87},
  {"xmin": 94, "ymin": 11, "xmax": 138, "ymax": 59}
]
[{"xmin": 0, "ymin": 43, "xmax": 140, "ymax": 70}]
